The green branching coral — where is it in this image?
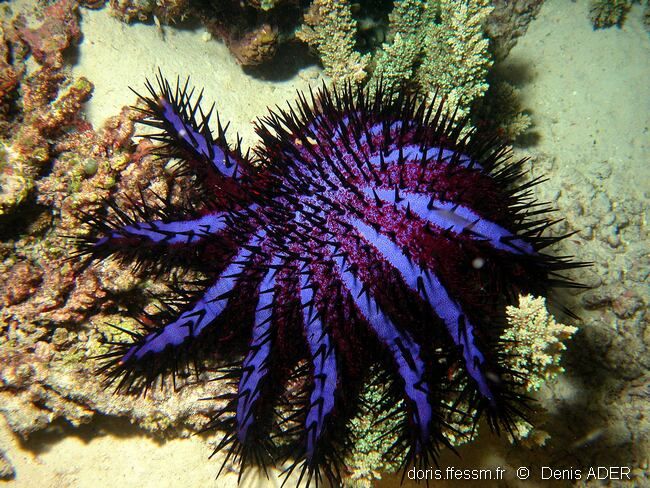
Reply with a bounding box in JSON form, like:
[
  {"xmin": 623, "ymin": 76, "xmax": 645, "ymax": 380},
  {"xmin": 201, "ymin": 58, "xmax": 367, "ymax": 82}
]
[
  {"xmin": 589, "ymin": 0, "xmax": 633, "ymax": 28},
  {"xmin": 368, "ymin": 0, "xmax": 426, "ymax": 92},
  {"xmin": 503, "ymin": 295, "xmax": 578, "ymax": 392},
  {"xmin": 303, "ymin": 0, "xmax": 493, "ymax": 120},
  {"xmin": 297, "ymin": 0, "xmax": 370, "ymax": 86},
  {"xmin": 477, "ymin": 81, "xmax": 532, "ymax": 140},
  {"xmin": 342, "ymin": 295, "xmax": 577, "ymax": 482},
  {"xmin": 501, "ymin": 295, "xmax": 578, "ymax": 443},
  {"xmin": 589, "ymin": 0, "xmax": 650, "ymax": 30},
  {"xmin": 416, "ymin": 0, "xmax": 493, "ymax": 118},
  {"xmin": 343, "ymin": 376, "xmax": 404, "ymax": 487}
]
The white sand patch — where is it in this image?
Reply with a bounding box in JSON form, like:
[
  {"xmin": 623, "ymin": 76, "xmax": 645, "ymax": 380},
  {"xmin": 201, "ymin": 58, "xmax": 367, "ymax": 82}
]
[
  {"xmin": 502, "ymin": 0, "xmax": 649, "ymax": 200},
  {"xmin": 71, "ymin": 6, "xmax": 322, "ymax": 148}
]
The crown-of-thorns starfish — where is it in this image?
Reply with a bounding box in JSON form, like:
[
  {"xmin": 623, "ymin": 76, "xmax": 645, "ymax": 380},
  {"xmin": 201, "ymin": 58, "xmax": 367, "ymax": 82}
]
[{"xmin": 75, "ymin": 71, "xmax": 584, "ymax": 486}]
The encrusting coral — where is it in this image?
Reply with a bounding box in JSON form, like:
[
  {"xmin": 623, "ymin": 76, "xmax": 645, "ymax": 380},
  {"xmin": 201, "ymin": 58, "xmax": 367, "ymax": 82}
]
[
  {"xmin": 0, "ymin": 0, "xmax": 220, "ymax": 459},
  {"xmin": 485, "ymin": 0, "xmax": 544, "ymax": 61},
  {"xmin": 0, "ymin": 0, "xmax": 92, "ymax": 217},
  {"xmin": 106, "ymin": 0, "xmax": 190, "ymax": 24}
]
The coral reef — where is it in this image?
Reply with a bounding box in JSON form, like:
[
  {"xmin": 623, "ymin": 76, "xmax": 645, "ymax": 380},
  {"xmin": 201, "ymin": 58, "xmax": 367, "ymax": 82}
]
[
  {"xmin": 196, "ymin": 1, "xmax": 303, "ymax": 67},
  {"xmin": 228, "ymin": 23, "xmax": 279, "ymax": 66},
  {"xmin": 93, "ymin": 0, "xmax": 533, "ymax": 131},
  {"xmin": 0, "ymin": 69, "xmax": 93, "ymax": 216},
  {"xmin": 0, "ymin": 0, "xmax": 91, "ymax": 216},
  {"xmin": 299, "ymin": 0, "xmax": 494, "ymax": 118},
  {"xmin": 338, "ymin": 294, "xmax": 579, "ymax": 486},
  {"xmin": 476, "ymin": 81, "xmax": 532, "ymax": 140},
  {"xmin": 15, "ymin": 0, "xmax": 81, "ymax": 69},
  {"xmin": 0, "ymin": 0, "xmax": 220, "ymax": 455},
  {"xmin": 500, "ymin": 149, "xmax": 650, "ymax": 478},
  {"xmin": 502, "ymin": 295, "xmax": 577, "ymax": 442},
  {"xmin": 4, "ymin": 0, "xmax": 643, "ymax": 485},
  {"xmin": 342, "ymin": 377, "xmax": 403, "ymax": 487},
  {"xmin": 416, "ymin": 0, "xmax": 493, "ymax": 117},
  {"xmin": 589, "ymin": 0, "xmax": 650, "ymax": 30},
  {"xmin": 366, "ymin": 0, "xmax": 427, "ymax": 93}
]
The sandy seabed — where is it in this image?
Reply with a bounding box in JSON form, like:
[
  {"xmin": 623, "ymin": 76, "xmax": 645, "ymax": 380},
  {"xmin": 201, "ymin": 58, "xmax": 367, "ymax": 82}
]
[{"xmin": 1, "ymin": 0, "xmax": 648, "ymax": 486}]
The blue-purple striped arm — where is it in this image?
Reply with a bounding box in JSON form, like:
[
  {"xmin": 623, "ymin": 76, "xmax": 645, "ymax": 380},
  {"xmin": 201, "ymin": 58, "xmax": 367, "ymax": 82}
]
[
  {"xmin": 331, "ymin": 250, "xmax": 433, "ymax": 446},
  {"xmin": 235, "ymin": 257, "xmax": 280, "ymax": 443},
  {"xmin": 349, "ymin": 218, "xmax": 495, "ymax": 404},
  {"xmin": 158, "ymin": 97, "xmax": 239, "ymax": 179},
  {"xmin": 363, "ymin": 188, "xmax": 535, "ymax": 255},
  {"xmin": 300, "ymin": 271, "xmax": 338, "ymax": 459},
  {"xmin": 330, "ymin": 117, "xmax": 481, "ymax": 170},
  {"xmin": 121, "ymin": 231, "xmax": 265, "ymax": 363},
  {"xmin": 93, "ymin": 212, "xmax": 228, "ymax": 249}
]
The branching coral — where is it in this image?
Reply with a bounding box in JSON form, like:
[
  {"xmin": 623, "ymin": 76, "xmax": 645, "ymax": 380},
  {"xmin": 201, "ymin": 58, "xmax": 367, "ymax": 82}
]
[
  {"xmin": 297, "ymin": 0, "xmax": 370, "ymax": 86},
  {"xmin": 343, "ymin": 377, "xmax": 404, "ymax": 487},
  {"xmin": 476, "ymin": 81, "xmax": 532, "ymax": 140},
  {"xmin": 503, "ymin": 295, "xmax": 578, "ymax": 391},
  {"xmin": 416, "ymin": 0, "xmax": 493, "ymax": 118},
  {"xmin": 339, "ymin": 294, "xmax": 578, "ymax": 483},
  {"xmin": 304, "ymin": 0, "xmax": 494, "ymax": 118},
  {"xmin": 589, "ymin": 0, "xmax": 650, "ymax": 30},
  {"xmin": 501, "ymin": 295, "xmax": 578, "ymax": 442},
  {"xmin": 0, "ymin": 1, "xmax": 92, "ymax": 217},
  {"xmin": 367, "ymin": 0, "xmax": 427, "ymax": 92},
  {"xmin": 589, "ymin": 0, "xmax": 633, "ymax": 28}
]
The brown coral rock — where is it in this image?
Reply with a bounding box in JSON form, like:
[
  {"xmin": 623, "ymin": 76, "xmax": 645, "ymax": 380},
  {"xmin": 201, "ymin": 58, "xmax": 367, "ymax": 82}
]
[
  {"xmin": 17, "ymin": 0, "xmax": 81, "ymax": 69},
  {"xmin": 1, "ymin": 261, "xmax": 43, "ymax": 306},
  {"xmin": 0, "ymin": 26, "xmax": 21, "ymax": 103},
  {"xmin": 229, "ymin": 24, "xmax": 279, "ymax": 66}
]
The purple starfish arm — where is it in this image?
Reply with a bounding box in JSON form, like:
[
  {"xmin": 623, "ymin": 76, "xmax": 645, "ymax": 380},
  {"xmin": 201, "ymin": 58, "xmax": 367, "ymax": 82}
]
[
  {"xmin": 235, "ymin": 258, "xmax": 279, "ymax": 443},
  {"xmin": 362, "ymin": 188, "xmax": 535, "ymax": 255},
  {"xmin": 296, "ymin": 116, "xmax": 482, "ymax": 183},
  {"xmin": 350, "ymin": 217, "xmax": 495, "ymax": 405},
  {"xmin": 136, "ymin": 73, "xmax": 244, "ymax": 183},
  {"xmin": 300, "ymin": 271, "xmax": 338, "ymax": 459},
  {"xmin": 91, "ymin": 212, "xmax": 228, "ymax": 252},
  {"xmin": 121, "ymin": 232, "xmax": 264, "ymax": 363},
  {"xmin": 331, "ymin": 251, "xmax": 432, "ymax": 448},
  {"xmin": 157, "ymin": 97, "xmax": 239, "ymax": 179}
]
